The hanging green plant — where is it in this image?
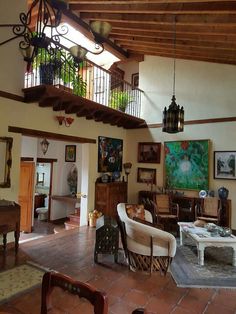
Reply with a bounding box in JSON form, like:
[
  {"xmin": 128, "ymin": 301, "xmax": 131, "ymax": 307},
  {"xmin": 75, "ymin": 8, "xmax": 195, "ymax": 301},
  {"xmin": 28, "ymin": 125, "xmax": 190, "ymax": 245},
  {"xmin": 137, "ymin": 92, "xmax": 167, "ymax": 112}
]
[{"xmin": 110, "ymin": 90, "xmax": 132, "ymax": 112}]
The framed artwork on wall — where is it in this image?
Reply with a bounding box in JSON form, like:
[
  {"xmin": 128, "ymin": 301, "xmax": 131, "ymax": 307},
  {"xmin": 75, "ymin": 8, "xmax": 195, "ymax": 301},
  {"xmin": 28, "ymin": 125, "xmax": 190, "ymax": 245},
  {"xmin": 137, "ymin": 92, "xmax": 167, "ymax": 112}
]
[
  {"xmin": 164, "ymin": 140, "xmax": 209, "ymax": 190},
  {"xmin": 131, "ymin": 72, "xmax": 139, "ymax": 89},
  {"xmin": 65, "ymin": 145, "xmax": 76, "ymax": 162},
  {"xmin": 137, "ymin": 167, "xmax": 156, "ymax": 184},
  {"xmin": 138, "ymin": 142, "xmax": 161, "ymax": 163},
  {"xmin": 214, "ymin": 151, "xmax": 236, "ymax": 179},
  {"xmin": 98, "ymin": 136, "xmax": 123, "ymax": 172}
]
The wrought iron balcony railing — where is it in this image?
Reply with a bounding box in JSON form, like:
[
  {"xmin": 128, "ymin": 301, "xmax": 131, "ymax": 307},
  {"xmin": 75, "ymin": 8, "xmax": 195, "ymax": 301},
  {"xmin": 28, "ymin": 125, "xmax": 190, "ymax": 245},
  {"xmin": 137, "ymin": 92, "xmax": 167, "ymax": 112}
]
[{"xmin": 24, "ymin": 51, "xmax": 142, "ymax": 118}]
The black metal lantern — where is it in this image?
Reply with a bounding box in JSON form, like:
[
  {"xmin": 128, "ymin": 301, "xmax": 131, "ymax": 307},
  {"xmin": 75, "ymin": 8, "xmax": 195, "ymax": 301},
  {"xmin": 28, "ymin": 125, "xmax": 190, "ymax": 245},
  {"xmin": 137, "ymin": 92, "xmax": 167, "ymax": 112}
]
[{"xmin": 162, "ymin": 16, "xmax": 184, "ymax": 134}]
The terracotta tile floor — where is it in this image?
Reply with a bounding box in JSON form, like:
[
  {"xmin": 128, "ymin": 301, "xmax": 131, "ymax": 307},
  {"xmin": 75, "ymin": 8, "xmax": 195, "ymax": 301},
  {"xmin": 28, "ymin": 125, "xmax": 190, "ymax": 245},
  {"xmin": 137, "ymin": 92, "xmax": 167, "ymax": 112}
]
[{"xmin": 0, "ymin": 226, "xmax": 236, "ymax": 314}]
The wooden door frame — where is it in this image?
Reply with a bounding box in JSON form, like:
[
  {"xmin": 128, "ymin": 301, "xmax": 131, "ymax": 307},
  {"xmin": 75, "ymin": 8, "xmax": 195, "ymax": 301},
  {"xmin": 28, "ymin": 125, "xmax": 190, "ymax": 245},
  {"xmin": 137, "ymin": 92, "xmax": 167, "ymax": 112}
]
[{"xmin": 36, "ymin": 158, "xmax": 57, "ymax": 223}]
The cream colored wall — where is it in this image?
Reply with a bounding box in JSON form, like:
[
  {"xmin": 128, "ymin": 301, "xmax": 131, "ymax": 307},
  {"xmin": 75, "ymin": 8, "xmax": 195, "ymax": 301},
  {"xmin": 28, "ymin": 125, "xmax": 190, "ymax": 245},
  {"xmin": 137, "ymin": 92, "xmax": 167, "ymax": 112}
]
[
  {"xmin": 127, "ymin": 56, "xmax": 236, "ymax": 229},
  {"xmin": 0, "ymin": 1, "xmax": 26, "ymax": 95},
  {"xmin": 0, "ymin": 97, "xmax": 127, "ymax": 224},
  {"xmin": 140, "ymin": 56, "xmax": 236, "ymax": 123}
]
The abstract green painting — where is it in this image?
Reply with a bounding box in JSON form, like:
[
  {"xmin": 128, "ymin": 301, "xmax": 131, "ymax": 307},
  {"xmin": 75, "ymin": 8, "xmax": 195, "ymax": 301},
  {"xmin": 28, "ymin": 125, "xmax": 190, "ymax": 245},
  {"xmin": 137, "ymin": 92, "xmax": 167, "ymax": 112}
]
[{"xmin": 164, "ymin": 140, "xmax": 209, "ymax": 190}]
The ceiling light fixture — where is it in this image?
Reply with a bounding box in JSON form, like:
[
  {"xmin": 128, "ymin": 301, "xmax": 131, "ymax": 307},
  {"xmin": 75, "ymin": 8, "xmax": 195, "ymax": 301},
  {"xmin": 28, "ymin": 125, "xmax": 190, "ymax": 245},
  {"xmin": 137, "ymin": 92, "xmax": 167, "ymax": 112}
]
[
  {"xmin": 162, "ymin": 16, "xmax": 184, "ymax": 134},
  {"xmin": 0, "ymin": 0, "xmax": 112, "ymax": 71}
]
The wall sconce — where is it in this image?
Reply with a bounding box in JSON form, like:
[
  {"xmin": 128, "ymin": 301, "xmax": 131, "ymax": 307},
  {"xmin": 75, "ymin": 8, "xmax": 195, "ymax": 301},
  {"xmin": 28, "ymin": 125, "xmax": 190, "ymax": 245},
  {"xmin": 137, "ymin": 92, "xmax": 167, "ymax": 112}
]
[
  {"xmin": 123, "ymin": 162, "xmax": 132, "ymax": 183},
  {"xmin": 56, "ymin": 116, "xmax": 74, "ymax": 127},
  {"xmin": 40, "ymin": 138, "xmax": 49, "ymax": 155}
]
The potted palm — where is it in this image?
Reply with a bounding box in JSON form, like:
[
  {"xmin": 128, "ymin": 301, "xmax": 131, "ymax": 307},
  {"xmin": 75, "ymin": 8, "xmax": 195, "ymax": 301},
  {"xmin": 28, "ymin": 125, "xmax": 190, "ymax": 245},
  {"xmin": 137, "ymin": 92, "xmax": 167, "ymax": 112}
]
[{"xmin": 110, "ymin": 90, "xmax": 132, "ymax": 112}]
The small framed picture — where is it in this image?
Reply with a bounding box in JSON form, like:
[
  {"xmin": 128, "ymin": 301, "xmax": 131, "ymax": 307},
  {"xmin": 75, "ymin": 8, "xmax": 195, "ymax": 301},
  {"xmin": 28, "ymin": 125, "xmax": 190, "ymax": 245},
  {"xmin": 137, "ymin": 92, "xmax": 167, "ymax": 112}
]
[
  {"xmin": 132, "ymin": 73, "xmax": 139, "ymax": 89},
  {"xmin": 137, "ymin": 167, "xmax": 156, "ymax": 184},
  {"xmin": 138, "ymin": 142, "xmax": 161, "ymax": 163},
  {"xmin": 65, "ymin": 145, "xmax": 76, "ymax": 162},
  {"xmin": 214, "ymin": 151, "xmax": 236, "ymax": 179}
]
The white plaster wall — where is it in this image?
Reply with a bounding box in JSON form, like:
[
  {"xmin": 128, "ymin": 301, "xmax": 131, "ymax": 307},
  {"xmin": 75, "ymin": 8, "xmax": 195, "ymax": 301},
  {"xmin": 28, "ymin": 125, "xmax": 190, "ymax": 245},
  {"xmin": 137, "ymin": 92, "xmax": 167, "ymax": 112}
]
[
  {"xmin": 140, "ymin": 56, "xmax": 236, "ymax": 123},
  {"xmin": 119, "ymin": 61, "xmax": 139, "ymax": 84}
]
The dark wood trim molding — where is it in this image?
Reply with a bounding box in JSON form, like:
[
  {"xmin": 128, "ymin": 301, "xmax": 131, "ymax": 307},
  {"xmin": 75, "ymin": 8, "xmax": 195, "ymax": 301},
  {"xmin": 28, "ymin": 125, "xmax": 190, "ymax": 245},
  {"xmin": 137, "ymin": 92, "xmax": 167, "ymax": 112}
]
[
  {"xmin": 0, "ymin": 90, "xmax": 24, "ymax": 102},
  {"xmin": 37, "ymin": 158, "xmax": 58, "ymax": 163},
  {"xmin": 148, "ymin": 116, "xmax": 236, "ymax": 128},
  {"xmin": 21, "ymin": 157, "xmax": 34, "ymax": 162},
  {"xmin": 8, "ymin": 126, "xmax": 96, "ymax": 144}
]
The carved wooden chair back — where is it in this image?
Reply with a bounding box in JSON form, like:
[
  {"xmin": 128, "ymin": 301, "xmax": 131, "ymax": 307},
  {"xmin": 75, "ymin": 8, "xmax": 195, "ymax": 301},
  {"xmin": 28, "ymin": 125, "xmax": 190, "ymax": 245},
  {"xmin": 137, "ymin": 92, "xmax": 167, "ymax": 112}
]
[
  {"xmin": 41, "ymin": 271, "xmax": 108, "ymax": 314},
  {"xmin": 155, "ymin": 194, "xmax": 171, "ymax": 213},
  {"xmin": 196, "ymin": 197, "xmax": 220, "ymax": 224}
]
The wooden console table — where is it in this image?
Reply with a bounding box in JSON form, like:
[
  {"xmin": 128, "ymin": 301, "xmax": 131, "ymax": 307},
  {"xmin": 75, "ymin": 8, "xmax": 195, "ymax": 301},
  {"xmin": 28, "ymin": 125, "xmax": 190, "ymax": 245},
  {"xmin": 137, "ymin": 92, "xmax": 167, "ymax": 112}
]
[{"xmin": 0, "ymin": 200, "xmax": 21, "ymax": 252}]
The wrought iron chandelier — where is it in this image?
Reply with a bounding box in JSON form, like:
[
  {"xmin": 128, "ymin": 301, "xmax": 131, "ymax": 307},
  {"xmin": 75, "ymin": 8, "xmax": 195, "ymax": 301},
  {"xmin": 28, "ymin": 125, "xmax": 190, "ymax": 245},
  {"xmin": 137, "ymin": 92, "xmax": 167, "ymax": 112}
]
[
  {"xmin": 0, "ymin": 0, "xmax": 112, "ymax": 71},
  {"xmin": 162, "ymin": 16, "xmax": 184, "ymax": 134}
]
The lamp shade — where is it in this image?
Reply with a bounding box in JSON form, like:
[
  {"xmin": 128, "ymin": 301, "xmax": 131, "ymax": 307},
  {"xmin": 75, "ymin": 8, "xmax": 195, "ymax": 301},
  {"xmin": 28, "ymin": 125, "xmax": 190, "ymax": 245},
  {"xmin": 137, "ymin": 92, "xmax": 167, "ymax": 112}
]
[
  {"xmin": 69, "ymin": 45, "xmax": 88, "ymax": 61},
  {"xmin": 90, "ymin": 21, "xmax": 112, "ymax": 39}
]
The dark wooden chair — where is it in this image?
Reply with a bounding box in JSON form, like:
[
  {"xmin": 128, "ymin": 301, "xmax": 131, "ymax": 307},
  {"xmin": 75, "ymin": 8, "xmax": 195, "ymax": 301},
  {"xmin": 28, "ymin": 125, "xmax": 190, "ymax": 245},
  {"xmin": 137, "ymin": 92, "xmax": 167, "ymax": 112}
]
[
  {"xmin": 132, "ymin": 309, "xmax": 146, "ymax": 314},
  {"xmin": 41, "ymin": 271, "xmax": 108, "ymax": 314},
  {"xmin": 155, "ymin": 194, "xmax": 179, "ymax": 235},
  {"xmin": 195, "ymin": 197, "xmax": 221, "ymax": 225}
]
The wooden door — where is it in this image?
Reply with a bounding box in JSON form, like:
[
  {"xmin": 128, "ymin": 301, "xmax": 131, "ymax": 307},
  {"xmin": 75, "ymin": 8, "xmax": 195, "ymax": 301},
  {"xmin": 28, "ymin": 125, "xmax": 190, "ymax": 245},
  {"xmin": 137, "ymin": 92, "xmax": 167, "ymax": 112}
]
[{"xmin": 18, "ymin": 161, "xmax": 35, "ymax": 232}]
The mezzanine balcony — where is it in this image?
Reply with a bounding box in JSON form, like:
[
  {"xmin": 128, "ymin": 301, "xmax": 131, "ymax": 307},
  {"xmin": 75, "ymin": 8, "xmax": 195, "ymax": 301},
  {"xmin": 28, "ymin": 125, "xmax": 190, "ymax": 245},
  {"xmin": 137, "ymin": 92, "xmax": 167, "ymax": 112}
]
[{"xmin": 23, "ymin": 53, "xmax": 146, "ymax": 129}]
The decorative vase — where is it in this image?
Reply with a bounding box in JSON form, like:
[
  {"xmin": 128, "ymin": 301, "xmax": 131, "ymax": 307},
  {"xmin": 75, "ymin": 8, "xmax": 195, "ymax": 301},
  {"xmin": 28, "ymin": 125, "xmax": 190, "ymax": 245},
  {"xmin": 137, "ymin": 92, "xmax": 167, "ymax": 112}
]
[{"xmin": 218, "ymin": 187, "xmax": 229, "ymax": 200}]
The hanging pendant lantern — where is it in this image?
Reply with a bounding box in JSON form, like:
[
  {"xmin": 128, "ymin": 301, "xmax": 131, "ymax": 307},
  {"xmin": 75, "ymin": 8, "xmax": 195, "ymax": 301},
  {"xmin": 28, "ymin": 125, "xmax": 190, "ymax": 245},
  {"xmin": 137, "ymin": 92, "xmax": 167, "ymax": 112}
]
[{"xmin": 162, "ymin": 16, "xmax": 184, "ymax": 134}]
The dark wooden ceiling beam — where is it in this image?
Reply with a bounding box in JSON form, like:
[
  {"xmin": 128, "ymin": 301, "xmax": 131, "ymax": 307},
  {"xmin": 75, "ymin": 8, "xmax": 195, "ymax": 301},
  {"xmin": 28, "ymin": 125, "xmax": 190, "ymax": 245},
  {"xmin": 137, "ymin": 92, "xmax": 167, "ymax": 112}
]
[
  {"xmin": 113, "ymin": 35, "xmax": 236, "ymax": 50},
  {"xmin": 127, "ymin": 48, "xmax": 236, "ymax": 65},
  {"xmin": 71, "ymin": 2, "xmax": 236, "ymax": 14},
  {"xmin": 110, "ymin": 29, "xmax": 236, "ymax": 43},
  {"xmin": 80, "ymin": 12, "xmax": 236, "ymax": 25},
  {"xmin": 110, "ymin": 21, "xmax": 236, "ymax": 35},
  {"xmin": 124, "ymin": 44, "xmax": 236, "ymax": 59}
]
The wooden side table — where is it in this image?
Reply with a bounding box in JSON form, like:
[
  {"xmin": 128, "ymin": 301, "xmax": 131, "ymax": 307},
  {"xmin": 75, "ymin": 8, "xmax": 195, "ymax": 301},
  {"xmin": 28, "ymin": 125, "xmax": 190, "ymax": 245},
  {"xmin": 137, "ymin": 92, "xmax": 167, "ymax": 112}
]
[{"xmin": 94, "ymin": 216, "xmax": 119, "ymax": 263}]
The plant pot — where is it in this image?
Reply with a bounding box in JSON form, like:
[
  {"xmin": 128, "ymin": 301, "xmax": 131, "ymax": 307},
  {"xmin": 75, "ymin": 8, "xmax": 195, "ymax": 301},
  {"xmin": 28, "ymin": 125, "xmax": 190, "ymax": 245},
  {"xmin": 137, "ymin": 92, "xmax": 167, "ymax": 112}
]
[
  {"xmin": 39, "ymin": 63, "xmax": 54, "ymax": 85},
  {"xmin": 89, "ymin": 217, "xmax": 97, "ymax": 227}
]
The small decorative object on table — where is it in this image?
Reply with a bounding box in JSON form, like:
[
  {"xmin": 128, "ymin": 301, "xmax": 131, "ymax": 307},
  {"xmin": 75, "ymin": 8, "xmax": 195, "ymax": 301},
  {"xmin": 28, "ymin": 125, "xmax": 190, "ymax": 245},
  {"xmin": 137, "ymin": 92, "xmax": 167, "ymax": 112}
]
[
  {"xmin": 219, "ymin": 227, "xmax": 232, "ymax": 237},
  {"xmin": 88, "ymin": 210, "xmax": 103, "ymax": 227},
  {"xmin": 218, "ymin": 187, "xmax": 229, "ymax": 200}
]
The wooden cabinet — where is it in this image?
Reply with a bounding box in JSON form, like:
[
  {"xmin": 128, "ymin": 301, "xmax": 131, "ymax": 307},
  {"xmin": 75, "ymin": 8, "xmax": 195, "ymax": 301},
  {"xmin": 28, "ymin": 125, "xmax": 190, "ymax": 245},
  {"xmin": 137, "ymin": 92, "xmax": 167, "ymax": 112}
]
[{"xmin": 95, "ymin": 182, "xmax": 127, "ymax": 217}]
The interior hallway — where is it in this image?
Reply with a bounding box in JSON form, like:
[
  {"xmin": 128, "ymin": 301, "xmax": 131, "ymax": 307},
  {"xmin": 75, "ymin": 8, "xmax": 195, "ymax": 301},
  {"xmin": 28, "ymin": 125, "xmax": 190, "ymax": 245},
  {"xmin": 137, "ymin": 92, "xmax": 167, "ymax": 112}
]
[{"xmin": 0, "ymin": 227, "xmax": 236, "ymax": 314}]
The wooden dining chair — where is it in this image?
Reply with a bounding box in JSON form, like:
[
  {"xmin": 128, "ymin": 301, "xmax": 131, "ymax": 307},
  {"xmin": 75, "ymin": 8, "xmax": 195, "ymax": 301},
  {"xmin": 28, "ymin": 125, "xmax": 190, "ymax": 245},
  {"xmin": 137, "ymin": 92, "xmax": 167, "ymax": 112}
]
[{"xmin": 41, "ymin": 271, "xmax": 108, "ymax": 314}]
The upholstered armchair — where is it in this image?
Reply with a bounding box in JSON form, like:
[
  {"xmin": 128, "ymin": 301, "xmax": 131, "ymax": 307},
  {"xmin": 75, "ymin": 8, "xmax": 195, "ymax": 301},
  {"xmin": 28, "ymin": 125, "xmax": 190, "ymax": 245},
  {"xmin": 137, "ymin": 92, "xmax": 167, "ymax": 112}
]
[{"xmin": 117, "ymin": 203, "xmax": 176, "ymax": 274}]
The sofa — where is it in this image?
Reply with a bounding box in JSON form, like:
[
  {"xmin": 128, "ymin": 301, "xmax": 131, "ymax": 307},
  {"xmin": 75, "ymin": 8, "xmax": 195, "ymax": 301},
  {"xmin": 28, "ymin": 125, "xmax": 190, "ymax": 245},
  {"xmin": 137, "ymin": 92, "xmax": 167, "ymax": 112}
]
[{"xmin": 117, "ymin": 203, "xmax": 177, "ymax": 274}]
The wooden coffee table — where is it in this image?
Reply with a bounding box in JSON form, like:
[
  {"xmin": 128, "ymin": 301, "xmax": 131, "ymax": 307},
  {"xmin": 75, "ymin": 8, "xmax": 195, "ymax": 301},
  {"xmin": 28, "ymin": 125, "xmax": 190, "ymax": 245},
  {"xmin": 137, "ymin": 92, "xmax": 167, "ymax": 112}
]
[{"xmin": 178, "ymin": 222, "xmax": 236, "ymax": 266}]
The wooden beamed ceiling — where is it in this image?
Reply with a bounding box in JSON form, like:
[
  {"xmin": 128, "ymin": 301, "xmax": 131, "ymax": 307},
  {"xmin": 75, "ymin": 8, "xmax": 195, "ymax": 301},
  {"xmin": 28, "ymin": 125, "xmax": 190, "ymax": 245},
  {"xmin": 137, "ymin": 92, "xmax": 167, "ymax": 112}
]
[{"xmin": 66, "ymin": 0, "xmax": 236, "ymax": 65}]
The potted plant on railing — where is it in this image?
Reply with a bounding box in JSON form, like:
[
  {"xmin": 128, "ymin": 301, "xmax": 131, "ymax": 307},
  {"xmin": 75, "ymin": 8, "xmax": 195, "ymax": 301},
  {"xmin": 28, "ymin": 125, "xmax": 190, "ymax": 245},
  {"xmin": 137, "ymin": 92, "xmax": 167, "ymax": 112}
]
[
  {"xmin": 32, "ymin": 48, "xmax": 87, "ymax": 97},
  {"xmin": 110, "ymin": 90, "xmax": 132, "ymax": 112}
]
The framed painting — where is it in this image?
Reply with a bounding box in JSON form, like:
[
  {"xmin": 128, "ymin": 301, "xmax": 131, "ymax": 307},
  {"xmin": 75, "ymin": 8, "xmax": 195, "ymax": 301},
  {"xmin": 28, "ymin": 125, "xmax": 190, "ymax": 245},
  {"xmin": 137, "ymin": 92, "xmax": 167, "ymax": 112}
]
[
  {"xmin": 164, "ymin": 140, "xmax": 209, "ymax": 190},
  {"xmin": 214, "ymin": 151, "xmax": 236, "ymax": 179},
  {"xmin": 138, "ymin": 142, "xmax": 161, "ymax": 163},
  {"xmin": 131, "ymin": 72, "xmax": 139, "ymax": 89},
  {"xmin": 98, "ymin": 136, "xmax": 123, "ymax": 172},
  {"xmin": 137, "ymin": 167, "xmax": 156, "ymax": 184},
  {"xmin": 65, "ymin": 145, "xmax": 76, "ymax": 162}
]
